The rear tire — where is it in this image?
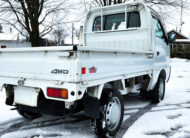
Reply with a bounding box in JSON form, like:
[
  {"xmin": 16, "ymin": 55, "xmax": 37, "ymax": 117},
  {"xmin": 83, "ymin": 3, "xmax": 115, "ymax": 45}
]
[
  {"xmin": 152, "ymin": 75, "xmax": 165, "ymax": 103},
  {"xmin": 94, "ymin": 89, "xmax": 124, "ymax": 136},
  {"xmin": 17, "ymin": 109, "xmax": 41, "ymax": 119}
]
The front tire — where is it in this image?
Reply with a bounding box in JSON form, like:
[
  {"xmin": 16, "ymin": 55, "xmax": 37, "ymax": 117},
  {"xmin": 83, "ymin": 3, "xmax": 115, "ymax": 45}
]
[
  {"xmin": 152, "ymin": 75, "xmax": 165, "ymax": 103},
  {"xmin": 94, "ymin": 89, "xmax": 124, "ymax": 136}
]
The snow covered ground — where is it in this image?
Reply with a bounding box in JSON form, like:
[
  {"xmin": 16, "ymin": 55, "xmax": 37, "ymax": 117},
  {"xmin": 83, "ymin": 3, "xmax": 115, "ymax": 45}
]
[
  {"xmin": 123, "ymin": 58, "xmax": 190, "ymax": 138},
  {"xmin": 0, "ymin": 91, "xmax": 21, "ymax": 124},
  {"xmin": 0, "ymin": 58, "xmax": 190, "ymax": 138}
]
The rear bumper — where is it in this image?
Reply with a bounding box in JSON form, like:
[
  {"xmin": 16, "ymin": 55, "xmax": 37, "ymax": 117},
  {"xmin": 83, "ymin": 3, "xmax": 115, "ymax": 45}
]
[
  {"xmin": 16, "ymin": 99, "xmax": 67, "ymax": 116},
  {"xmin": 0, "ymin": 77, "xmax": 85, "ymax": 103},
  {"xmin": 16, "ymin": 92, "xmax": 100, "ymax": 118},
  {"xmin": 6, "ymin": 85, "xmax": 100, "ymax": 118}
]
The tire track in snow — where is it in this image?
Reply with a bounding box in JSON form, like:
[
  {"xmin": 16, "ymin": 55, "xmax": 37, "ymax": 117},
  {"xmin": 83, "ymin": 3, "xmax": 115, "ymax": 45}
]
[
  {"xmin": 0, "ymin": 115, "xmax": 89, "ymax": 137},
  {"xmin": 1, "ymin": 102, "xmax": 190, "ymax": 137},
  {"xmin": 117, "ymin": 102, "xmax": 190, "ymax": 137},
  {"xmin": 124, "ymin": 102, "xmax": 190, "ymax": 115},
  {"xmin": 0, "ymin": 119, "xmax": 33, "ymax": 137},
  {"xmin": 116, "ymin": 102, "xmax": 153, "ymax": 138},
  {"xmin": 21, "ymin": 116, "xmax": 88, "ymax": 130},
  {"xmin": 124, "ymin": 102, "xmax": 190, "ymax": 111}
]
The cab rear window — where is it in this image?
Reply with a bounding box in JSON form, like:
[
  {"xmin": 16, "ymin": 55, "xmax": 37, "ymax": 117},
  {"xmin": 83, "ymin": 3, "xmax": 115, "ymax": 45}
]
[
  {"xmin": 104, "ymin": 13, "xmax": 125, "ymax": 31},
  {"xmin": 127, "ymin": 12, "xmax": 140, "ymax": 28},
  {"xmin": 93, "ymin": 11, "xmax": 140, "ymax": 32}
]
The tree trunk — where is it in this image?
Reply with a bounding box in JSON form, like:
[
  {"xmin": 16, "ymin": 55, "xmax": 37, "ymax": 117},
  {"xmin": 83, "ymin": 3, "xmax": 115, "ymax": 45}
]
[
  {"xmin": 30, "ymin": 17, "xmax": 40, "ymax": 47},
  {"xmin": 30, "ymin": 35, "xmax": 40, "ymax": 47},
  {"xmin": 30, "ymin": 30, "xmax": 40, "ymax": 47}
]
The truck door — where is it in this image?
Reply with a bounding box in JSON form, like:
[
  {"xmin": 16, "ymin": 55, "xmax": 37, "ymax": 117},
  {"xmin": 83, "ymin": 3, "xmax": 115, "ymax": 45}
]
[{"xmin": 152, "ymin": 17, "xmax": 170, "ymax": 72}]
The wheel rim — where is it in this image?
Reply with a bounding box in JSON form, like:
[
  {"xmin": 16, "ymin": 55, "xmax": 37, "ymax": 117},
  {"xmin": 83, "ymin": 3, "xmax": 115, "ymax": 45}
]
[
  {"xmin": 158, "ymin": 78, "xmax": 164, "ymax": 101},
  {"xmin": 105, "ymin": 97, "xmax": 121, "ymax": 131}
]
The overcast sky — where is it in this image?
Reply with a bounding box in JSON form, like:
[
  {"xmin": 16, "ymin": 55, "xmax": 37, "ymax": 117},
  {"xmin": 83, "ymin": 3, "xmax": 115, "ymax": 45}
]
[{"xmin": 166, "ymin": 9, "xmax": 190, "ymax": 37}]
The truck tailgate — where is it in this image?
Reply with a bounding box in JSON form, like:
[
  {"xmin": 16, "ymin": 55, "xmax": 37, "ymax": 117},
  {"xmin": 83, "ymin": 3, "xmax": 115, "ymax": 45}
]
[{"xmin": 0, "ymin": 46, "xmax": 77, "ymax": 82}]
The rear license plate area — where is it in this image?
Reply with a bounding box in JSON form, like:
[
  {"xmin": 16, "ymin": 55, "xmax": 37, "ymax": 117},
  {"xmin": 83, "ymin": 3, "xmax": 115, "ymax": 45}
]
[{"xmin": 14, "ymin": 86, "xmax": 39, "ymax": 107}]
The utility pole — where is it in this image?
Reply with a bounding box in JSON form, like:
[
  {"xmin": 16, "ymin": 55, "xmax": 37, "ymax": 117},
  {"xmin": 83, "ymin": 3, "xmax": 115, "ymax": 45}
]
[
  {"xmin": 72, "ymin": 23, "xmax": 74, "ymax": 45},
  {"xmin": 84, "ymin": 0, "xmax": 88, "ymax": 14},
  {"xmin": 179, "ymin": 0, "xmax": 184, "ymax": 33},
  {"xmin": 0, "ymin": 23, "xmax": 2, "ymax": 33}
]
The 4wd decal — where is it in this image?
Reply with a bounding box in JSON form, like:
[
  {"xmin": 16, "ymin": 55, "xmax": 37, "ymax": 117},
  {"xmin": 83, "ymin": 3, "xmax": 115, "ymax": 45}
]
[
  {"xmin": 51, "ymin": 69, "xmax": 69, "ymax": 74},
  {"xmin": 89, "ymin": 66, "xmax": 97, "ymax": 73}
]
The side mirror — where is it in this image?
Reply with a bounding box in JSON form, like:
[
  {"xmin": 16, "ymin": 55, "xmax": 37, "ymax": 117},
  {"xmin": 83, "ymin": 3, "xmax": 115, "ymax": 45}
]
[{"xmin": 168, "ymin": 32, "xmax": 176, "ymax": 43}]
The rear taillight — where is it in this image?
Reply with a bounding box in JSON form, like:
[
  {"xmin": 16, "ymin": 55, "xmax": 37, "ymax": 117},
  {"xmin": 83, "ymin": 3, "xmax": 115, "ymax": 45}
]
[
  {"xmin": 47, "ymin": 88, "xmax": 68, "ymax": 99},
  {"xmin": 81, "ymin": 67, "xmax": 86, "ymax": 74}
]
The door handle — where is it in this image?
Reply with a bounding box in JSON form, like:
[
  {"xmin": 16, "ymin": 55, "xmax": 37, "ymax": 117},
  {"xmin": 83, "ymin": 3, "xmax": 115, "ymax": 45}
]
[{"xmin": 157, "ymin": 51, "xmax": 160, "ymax": 56}]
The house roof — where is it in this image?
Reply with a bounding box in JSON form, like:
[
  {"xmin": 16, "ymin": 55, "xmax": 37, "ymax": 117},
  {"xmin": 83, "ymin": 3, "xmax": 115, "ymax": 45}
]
[
  {"xmin": 0, "ymin": 33, "xmax": 18, "ymax": 41},
  {"xmin": 174, "ymin": 39, "xmax": 190, "ymax": 44},
  {"xmin": 168, "ymin": 30, "xmax": 189, "ymax": 39}
]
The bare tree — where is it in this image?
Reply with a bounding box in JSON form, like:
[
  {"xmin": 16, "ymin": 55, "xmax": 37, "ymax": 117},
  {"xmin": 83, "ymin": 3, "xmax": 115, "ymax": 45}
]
[
  {"xmin": 52, "ymin": 25, "xmax": 69, "ymax": 46},
  {"xmin": 93, "ymin": 0, "xmax": 190, "ymax": 7},
  {"xmin": 0, "ymin": 23, "xmax": 2, "ymax": 33},
  {"xmin": 94, "ymin": 0, "xmax": 127, "ymax": 6},
  {"xmin": 0, "ymin": 0, "xmax": 71, "ymax": 47},
  {"xmin": 144, "ymin": 0, "xmax": 190, "ymax": 32}
]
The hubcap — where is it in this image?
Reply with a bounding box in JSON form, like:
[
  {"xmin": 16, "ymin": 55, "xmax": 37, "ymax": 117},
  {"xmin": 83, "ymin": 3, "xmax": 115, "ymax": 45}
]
[
  {"xmin": 106, "ymin": 97, "xmax": 121, "ymax": 130},
  {"xmin": 158, "ymin": 79, "xmax": 164, "ymax": 101}
]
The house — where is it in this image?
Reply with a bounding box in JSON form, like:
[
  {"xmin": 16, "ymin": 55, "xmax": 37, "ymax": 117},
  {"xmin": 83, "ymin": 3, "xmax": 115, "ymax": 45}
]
[
  {"xmin": 0, "ymin": 32, "xmax": 31, "ymax": 48},
  {"xmin": 168, "ymin": 30, "xmax": 190, "ymax": 59}
]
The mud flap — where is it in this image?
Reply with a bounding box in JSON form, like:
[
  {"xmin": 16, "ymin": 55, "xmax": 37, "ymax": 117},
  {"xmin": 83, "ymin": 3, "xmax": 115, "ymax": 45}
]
[{"xmin": 83, "ymin": 94, "xmax": 100, "ymax": 119}]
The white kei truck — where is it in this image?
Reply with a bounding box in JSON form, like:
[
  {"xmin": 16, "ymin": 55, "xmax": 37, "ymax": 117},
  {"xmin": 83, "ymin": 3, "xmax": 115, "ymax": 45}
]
[{"xmin": 0, "ymin": 1, "xmax": 176, "ymax": 136}]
